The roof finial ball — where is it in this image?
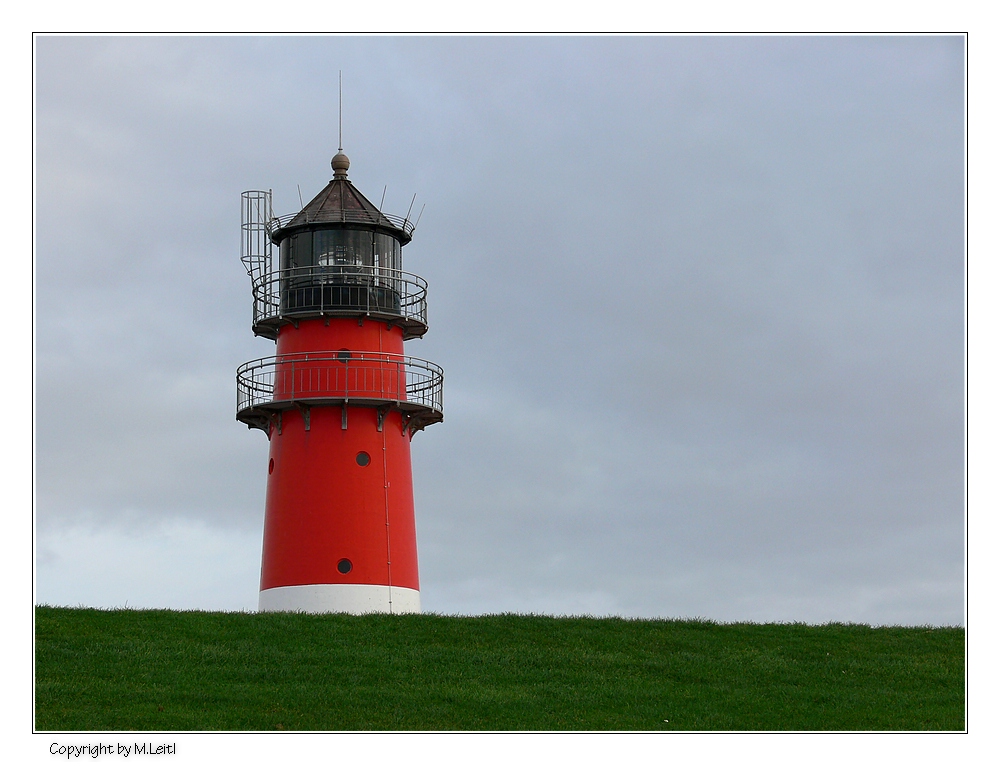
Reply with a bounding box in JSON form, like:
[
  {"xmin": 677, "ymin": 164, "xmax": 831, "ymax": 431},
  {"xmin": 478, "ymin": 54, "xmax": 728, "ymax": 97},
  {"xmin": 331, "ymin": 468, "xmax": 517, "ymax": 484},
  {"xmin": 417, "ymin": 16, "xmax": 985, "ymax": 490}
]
[{"xmin": 332, "ymin": 151, "xmax": 350, "ymax": 179}]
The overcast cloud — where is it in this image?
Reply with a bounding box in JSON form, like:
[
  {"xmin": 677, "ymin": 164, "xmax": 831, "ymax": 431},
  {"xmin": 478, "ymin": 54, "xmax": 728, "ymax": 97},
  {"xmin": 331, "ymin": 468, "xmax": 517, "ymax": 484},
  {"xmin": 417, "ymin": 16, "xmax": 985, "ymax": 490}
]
[{"xmin": 34, "ymin": 36, "xmax": 965, "ymax": 624}]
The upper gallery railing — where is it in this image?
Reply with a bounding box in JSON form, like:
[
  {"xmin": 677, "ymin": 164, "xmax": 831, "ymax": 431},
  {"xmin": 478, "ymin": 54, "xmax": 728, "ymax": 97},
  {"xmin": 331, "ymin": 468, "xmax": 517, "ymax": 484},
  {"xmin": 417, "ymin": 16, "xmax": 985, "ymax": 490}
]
[{"xmin": 250, "ymin": 265, "xmax": 428, "ymax": 338}]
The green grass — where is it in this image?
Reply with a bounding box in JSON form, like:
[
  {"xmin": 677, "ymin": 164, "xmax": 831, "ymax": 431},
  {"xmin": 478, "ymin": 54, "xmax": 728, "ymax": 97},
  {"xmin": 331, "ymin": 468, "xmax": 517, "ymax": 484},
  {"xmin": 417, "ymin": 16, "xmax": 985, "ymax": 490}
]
[{"xmin": 34, "ymin": 606, "xmax": 964, "ymax": 731}]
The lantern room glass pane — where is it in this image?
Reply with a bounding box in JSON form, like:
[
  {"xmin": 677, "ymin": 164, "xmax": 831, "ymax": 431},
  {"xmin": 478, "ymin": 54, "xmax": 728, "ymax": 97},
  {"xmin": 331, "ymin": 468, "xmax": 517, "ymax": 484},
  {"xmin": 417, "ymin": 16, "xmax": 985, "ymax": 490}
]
[
  {"xmin": 286, "ymin": 230, "xmax": 312, "ymax": 269},
  {"xmin": 373, "ymin": 232, "xmax": 401, "ymax": 272}
]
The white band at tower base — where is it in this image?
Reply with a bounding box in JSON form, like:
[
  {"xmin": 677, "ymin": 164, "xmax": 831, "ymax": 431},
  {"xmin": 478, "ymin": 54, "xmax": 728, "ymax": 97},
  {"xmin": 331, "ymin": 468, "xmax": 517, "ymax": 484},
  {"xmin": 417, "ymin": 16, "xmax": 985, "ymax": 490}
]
[{"xmin": 258, "ymin": 583, "xmax": 421, "ymax": 615}]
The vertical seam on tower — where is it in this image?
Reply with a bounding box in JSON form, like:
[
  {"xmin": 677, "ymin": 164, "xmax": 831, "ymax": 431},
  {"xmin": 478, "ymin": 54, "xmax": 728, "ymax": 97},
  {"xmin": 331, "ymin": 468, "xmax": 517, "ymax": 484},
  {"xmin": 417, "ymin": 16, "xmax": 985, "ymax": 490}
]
[
  {"xmin": 382, "ymin": 424, "xmax": 392, "ymax": 614},
  {"xmin": 380, "ymin": 322, "xmax": 393, "ymax": 614}
]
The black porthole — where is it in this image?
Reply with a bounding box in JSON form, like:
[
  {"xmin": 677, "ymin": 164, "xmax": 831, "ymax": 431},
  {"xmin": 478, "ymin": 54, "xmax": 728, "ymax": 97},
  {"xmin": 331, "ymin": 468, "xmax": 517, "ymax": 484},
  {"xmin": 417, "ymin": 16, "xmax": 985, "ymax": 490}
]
[
  {"xmin": 356, "ymin": 451, "xmax": 371, "ymax": 467},
  {"xmin": 337, "ymin": 348, "xmax": 352, "ymax": 363},
  {"xmin": 337, "ymin": 558, "xmax": 353, "ymax": 574},
  {"xmin": 268, "ymin": 458, "xmax": 274, "ymax": 475}
]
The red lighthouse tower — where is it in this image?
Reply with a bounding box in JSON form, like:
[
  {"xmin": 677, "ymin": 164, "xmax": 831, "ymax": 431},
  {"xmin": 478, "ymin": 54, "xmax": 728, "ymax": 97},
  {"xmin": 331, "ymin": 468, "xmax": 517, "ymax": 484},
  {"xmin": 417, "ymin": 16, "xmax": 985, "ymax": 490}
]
[{"xmin": 236, "ymin": 149, "xmax": 443, "ymax": 614}]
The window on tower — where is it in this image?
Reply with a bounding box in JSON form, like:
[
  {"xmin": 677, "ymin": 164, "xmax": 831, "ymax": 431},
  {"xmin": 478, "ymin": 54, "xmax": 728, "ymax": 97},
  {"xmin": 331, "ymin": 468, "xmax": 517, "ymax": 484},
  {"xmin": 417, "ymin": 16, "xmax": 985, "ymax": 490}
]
[{"xmin": 280, "ymin": 229, "xmax": 401, "ymax": 273}]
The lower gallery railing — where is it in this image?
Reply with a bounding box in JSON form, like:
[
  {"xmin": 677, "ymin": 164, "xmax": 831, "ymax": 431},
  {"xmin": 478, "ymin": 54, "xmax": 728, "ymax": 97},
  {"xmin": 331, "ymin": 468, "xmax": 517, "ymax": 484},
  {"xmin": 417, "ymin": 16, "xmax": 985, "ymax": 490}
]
[{"xmin": 236, "ymin": 351, "xmax": 444, "ymax": 426}]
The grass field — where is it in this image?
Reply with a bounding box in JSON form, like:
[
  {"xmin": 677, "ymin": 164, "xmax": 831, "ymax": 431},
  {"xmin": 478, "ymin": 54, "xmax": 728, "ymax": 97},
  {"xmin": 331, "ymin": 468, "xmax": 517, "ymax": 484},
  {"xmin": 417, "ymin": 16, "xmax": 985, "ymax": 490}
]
[{"xmin": 34, "ymin": 606, "xmax": 964, "ymax": 731}]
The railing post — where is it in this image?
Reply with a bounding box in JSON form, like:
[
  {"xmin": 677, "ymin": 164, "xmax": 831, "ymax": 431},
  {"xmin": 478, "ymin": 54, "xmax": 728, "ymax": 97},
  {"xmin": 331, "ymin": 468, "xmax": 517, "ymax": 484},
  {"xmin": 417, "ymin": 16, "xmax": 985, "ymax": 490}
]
[{"xmin": 319, "ymin": 266, "xmax": 325, "ymax": 315}]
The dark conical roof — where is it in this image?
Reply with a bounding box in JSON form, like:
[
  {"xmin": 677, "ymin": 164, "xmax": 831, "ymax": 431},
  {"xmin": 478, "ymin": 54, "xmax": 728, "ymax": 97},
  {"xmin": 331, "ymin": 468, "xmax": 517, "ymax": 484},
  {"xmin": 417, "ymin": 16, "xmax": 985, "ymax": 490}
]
[{"xmin": 272, "ymin": 159, "xmax": 414, "ymax": 245}]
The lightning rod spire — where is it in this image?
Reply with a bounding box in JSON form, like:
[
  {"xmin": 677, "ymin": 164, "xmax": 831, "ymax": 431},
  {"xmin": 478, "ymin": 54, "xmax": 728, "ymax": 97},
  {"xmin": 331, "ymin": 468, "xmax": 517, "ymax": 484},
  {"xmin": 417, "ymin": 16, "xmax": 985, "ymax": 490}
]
[{"xmin": 332, "ymin": 71, "xmax": 350, "ymax": 179}]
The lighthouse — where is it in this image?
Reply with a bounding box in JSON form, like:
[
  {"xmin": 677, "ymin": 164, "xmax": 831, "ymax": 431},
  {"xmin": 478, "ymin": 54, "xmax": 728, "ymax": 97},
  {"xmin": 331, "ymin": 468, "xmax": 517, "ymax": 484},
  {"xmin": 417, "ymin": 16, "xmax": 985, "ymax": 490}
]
[{"xmin": 236, "ymin": 148, "xmax": 443, "ymax": 614}]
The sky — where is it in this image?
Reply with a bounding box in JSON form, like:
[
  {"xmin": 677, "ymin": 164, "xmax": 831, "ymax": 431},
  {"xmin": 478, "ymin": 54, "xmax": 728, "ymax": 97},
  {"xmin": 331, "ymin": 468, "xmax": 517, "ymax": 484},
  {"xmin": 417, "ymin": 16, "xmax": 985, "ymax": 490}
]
[{"xmin": 33, "ymin": 35, "xmax": 966, "ymax": 625}]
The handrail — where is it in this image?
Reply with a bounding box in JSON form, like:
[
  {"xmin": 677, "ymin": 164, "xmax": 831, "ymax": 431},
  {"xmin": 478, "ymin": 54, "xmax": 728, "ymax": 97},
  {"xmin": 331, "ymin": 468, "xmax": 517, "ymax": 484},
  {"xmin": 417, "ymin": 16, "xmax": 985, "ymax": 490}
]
[
  {"xmin": 236, "ymin": 351, "xmax": 444, "ymax": 418},
  {"xmin": 250, "ymin": 265, "xmax": 428, "ymax": 337},
  {"xmin": 266, "ymin": 209, "xmax": 415, "ymax": 239}
]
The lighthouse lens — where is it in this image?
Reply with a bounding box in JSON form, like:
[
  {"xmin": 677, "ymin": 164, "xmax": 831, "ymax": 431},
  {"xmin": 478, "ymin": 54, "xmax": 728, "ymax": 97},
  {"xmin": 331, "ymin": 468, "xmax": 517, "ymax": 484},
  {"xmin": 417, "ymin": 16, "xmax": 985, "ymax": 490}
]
[{"xmin": 337, "ymin": 558, "xmax": 353, "ymax": 574}]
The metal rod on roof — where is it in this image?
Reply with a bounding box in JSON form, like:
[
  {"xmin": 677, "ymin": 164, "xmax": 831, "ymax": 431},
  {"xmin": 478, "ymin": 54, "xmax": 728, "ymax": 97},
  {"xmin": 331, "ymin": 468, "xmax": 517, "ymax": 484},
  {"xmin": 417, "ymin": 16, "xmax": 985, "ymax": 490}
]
[
  {"xmin": 403, "ymin": 193, "xmax": 416, "ymax": 226},
  {"xmin": 413, "ymin": 203, "xmax": 426, "ymax": 231},
  {"xmin": 339, "ymin": 70, "xmax": 343, "ymax": 152},
  {"xmin": 377, "ymin": 185, "xmax": 387, "ymax": 224}
]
